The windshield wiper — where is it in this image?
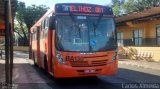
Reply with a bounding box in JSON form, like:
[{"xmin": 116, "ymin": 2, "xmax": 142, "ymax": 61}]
[
  {"xmin": 89, "ymin": 14, "xmax": 103, "ymax": 52},
  {"xmin": 69, "ymin": 13, "xmax": 82, "ymax": 38},
  {"xmin": 92, "ymin": 14, "xmax": 103, "ymax": 37},
  {"xmin": 74, "ymin": 24, "xmax": 82, "ymax": 38},
  {"xmin": 96, "ymin": 14, "xmax": 103, "ymax": 26},
  {"xmin": 93, "ymin": 22, "xmax": 96, "ymax": 37},
  {"xmin": 55, "ymin": 34, "xmax": 64, "ymax": 51}
]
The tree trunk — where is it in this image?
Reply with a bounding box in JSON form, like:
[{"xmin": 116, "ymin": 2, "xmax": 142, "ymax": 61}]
[{"xmin": 17, "ymin": 20, "xmax": 28, "ymax": 46}]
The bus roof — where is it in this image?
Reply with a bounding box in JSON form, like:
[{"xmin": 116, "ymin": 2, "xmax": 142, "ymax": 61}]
[
  {"xmin": 30, "ymin": 7, "xmax": 54, "ymax": 30},
  {"xmin": 31, "ymin": 3, "xmax": 113, "ymax": 31}
]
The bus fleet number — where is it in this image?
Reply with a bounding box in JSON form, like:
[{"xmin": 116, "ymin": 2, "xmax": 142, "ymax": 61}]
[{"xmin": 66, "ymin": 56, "xmax": 84, "ymax": 62}]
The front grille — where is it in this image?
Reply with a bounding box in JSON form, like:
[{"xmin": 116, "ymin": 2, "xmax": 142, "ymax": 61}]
[
  {"xmin": 70, "ymin": 60, "xmax": 108, "ymax": 67},
  {"xmin": 70, "ymin": 61, "xmax": 89, "ymax": 67},
  {"xmin": 92, "ymin": 60, "xmax": 108, "ymax": 66}
]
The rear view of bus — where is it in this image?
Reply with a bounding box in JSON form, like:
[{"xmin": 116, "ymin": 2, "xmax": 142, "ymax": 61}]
[{"xmin": 53, "ymin": 3, "xmax": 118, "ymax": 78}]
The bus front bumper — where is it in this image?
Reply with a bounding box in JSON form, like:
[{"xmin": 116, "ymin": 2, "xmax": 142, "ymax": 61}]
[{"xmin": 54, "ymin": 60, "xmax": 118, "ymax": 78}]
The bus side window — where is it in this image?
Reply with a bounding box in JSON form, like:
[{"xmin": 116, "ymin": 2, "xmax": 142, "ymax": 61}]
[
  {"xmin": 43, "ymin": 20, "xmax": 46, "ymax": 30},
  {"xmin": 45, "ymin": 17, "xmax": 49, "ymax": 30},
  {"xmin": 41, "ymin": 22, "xmax": 43, "ymax": 31},
  {"xmin": 41, "ymin": 20, "xmax": 45, "ymax": 38},
  {"xmin": 40, "ymin": 22, "xmax": 44, "ymax": 39},
  {"xmin": 49, "ymin": 16, "xmax": 55, "ymax": 30},
  {"xmin": 44, "ymin": 18, "xmax": 48, "ymax": 38},
  {"xmin": 35, "ymin": 31, "xmax": 37, "ymax": 41},
  {"xmin": 32, "ymin": 29, "xmax": 36, "ymax": 41}
]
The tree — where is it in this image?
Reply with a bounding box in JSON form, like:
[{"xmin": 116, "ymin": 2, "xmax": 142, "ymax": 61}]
[
  {"xmin": 23, "ymin": 5, "xmax": 49, "ymax": 30},
  {"xmin": 112, "ymin": 3, "xmax": 121, "ymax": 16},
  {"xmin": 112, "ymin": 0, "xmax": 125, "ymax": 16},
  {"xmin": 122, "ymin": 0, "xmax": 139, "ymax": 13},
  {"xmin": 112, "ymin": 0, "xmax": 125, "ymax": 6},
  {"xmin": 15, "ymin": 1, "xmax": 49, "ymax": 45},
  {"xmin": 136, "ymin": 0, "xmax": 160, "ymax": 10},
  {"xmin": 112, "ymin": 0, "xmax": 160, "ymax": 16},
  {"xmin": 15, "ymin": 2, "xmax": 28, "ymax": 45}
]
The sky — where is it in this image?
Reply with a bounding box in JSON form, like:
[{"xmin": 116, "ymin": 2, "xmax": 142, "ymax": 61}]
[{"xmin": 18, "ymin": 0, "xmax": 112, "ymax": 8}]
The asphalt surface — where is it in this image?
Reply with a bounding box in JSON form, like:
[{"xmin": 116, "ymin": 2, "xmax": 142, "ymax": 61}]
[{"xmin": 1, "ymin": 51, "xmax": 160, "ymax": 89}]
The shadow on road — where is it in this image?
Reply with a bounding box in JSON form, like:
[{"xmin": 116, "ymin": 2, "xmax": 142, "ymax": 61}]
[
  {"xmin": 31, "ymin": 66, "xmax": 118, "ymax": 89},
  {"xmin": 3, "ymin": 51, "xmax": 159, "ymax": 89},
  {"xmin": 0, "ymin": 63, "xmax": 5, "ymax": 83},
  {"xmin": 1, "ymin": 61, "xmax": 159, "ymax": 89},
  {"xmin": 117, "ymin": 68, "xmax": 160, "ymax": 83},
  {"xmin": 32, "ymin": 66, "xmax": 160, "ymax": 89}
]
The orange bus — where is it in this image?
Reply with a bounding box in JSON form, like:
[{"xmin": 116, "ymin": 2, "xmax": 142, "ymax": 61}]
[{"xmin": 30, "ymin": 3, "xmax": 118, "ymax": 78}]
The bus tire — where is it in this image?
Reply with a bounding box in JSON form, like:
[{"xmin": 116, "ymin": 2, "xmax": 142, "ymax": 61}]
[
  {"xmin": 32, "ymin": 53, "xmax": 36, "ymax": 65},
  {"xmin": 32, "ymin": 53, "xmax": 37, "ymax": 66},
  {"xmin": 44, "ymin": 55, "xmax": 48, "ymax": 72}
]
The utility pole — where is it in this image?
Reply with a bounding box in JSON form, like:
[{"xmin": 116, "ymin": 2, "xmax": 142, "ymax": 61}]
[
  {"xmin": 8, "ymin": 0, "xmax": 13, "ymax": 85},
  {"xmin": 4, "ymin": 0, "xmax": 10, "ymax": 84},
  {"xmin": 4, "ymin": 0, "xmax": 13, "ymax": 85}
]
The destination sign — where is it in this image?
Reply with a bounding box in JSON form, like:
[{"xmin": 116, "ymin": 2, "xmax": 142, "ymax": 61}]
[
  {"xmin": 55, "ymin": 3, "xmax": 113, "ymax": 15},
  {"xmin": 69, "ymin": 6, "xmax": 103, "ymax": 13}
]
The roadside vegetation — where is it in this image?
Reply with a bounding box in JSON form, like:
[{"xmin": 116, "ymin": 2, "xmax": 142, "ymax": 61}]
[
  {"xmin": 112, "ymin": 0, "xmax": 160, "ymax": 16},
  {"xmin": 14, "ymin": 1, "xmax": 49, "ymax": 46}
]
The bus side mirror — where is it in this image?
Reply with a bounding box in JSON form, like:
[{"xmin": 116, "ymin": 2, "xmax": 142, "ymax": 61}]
[{"xmin": 49, "ymin": 16, "xmax": 55, "ymax": 30}]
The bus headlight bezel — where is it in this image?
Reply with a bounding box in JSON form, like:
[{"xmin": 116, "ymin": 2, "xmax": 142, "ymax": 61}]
[
  {"xmin": 112, "ymin": 49, "xmax": 118, "ymax": 60},
  {"xmin": 56, "ymin": 51, "xmax": 65, "ymax": 64}
]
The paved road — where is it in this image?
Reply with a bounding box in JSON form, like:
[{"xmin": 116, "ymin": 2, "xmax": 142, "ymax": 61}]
[{"xmin": 3, "ymin": 51, "xmax": 160, "ymax": 89}]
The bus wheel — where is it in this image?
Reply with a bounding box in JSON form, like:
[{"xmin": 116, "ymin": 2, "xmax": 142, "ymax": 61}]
[
  {"xmin": 32, "ymin": 53, "xmax": 37, "ymax": 66},
  {"xmin": 44, "ymin": 55, "xmax": 48, "ymax": 72}
]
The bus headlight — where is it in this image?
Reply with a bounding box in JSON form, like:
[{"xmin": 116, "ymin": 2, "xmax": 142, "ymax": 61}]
[
  {"xmin": 112, "ymin": 50, "xmax": 118, "ymax": 60},
  {"xmin": 56, "ymin": 52, "xmax": 65, "ymax": 64}
]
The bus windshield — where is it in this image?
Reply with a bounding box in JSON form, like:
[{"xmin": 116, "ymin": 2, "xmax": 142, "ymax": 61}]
[{"xmin": 56, "ymin": 15, "xmax": 116, "ymax": 52}]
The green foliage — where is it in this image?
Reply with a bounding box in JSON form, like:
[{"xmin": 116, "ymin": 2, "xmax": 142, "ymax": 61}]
[
  {"xmin": 12, "ymin": 0, "xmax": 18, "ymax": 17},
  {"xmin": 112, "ymin": 0, "xmax": 160, "ymax": 16},
  {"xmin": 112, "ymin": 3, "xmax": 121, "ymax": 16},
  {"xmin": 15, "ymin": 2, "xmax": 27, "ymax": 39},
  {"xmin": 136, "ymin": 0, "xmax": 160, "ymax": 10},
  {"xmin": 112, "ymin": 0, "xmax": 125, "ymax": 6},
  {"xmin": 137, "ymin": 0, "xmax": 151, "ymax": 8},
  {"xmin": 24, "ymin": 5, "xmax": 49, "ymax": 29},
  {"xmin": 15, "ymin": 1, "xmax": 49, "ymax": 30},
  {"xmin": 15, "ymin": 2, "xmax": 25, "ymax": 22},
  {"xmin": 112, "ymin": 0, "xmax": 125, "ymax": 16},
  {"xmin": 122, "ymin": 0, "xmax": 139, "ymax": 13},
  {"xmin": 14, "ymin": 1, "xmax": 49, "ymax": 45}
]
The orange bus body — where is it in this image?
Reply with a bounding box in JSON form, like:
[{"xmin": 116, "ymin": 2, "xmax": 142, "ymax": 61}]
[{"xmin": 30, "ymin": 3, "xmax": 118, "ymax": 78}]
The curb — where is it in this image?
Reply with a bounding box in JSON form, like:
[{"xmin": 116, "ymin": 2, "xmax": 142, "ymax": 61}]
[{"xmin": 118, "ymin": 61, "xmax": 160, "ymax": 71}]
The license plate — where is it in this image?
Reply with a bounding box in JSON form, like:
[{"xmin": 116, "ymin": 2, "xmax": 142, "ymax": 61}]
[{"xmin": 84, "ymin": 69, "xmax": 96, "ymax": 73}]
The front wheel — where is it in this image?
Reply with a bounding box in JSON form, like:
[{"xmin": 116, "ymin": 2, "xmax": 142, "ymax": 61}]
[
  {"xmin": 44, "ymin": 55, "xmax": 48, "ymax": 72},
  {"xmin": 32, "ymin": 53, "xmax": 37, "ymax": 66}
]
